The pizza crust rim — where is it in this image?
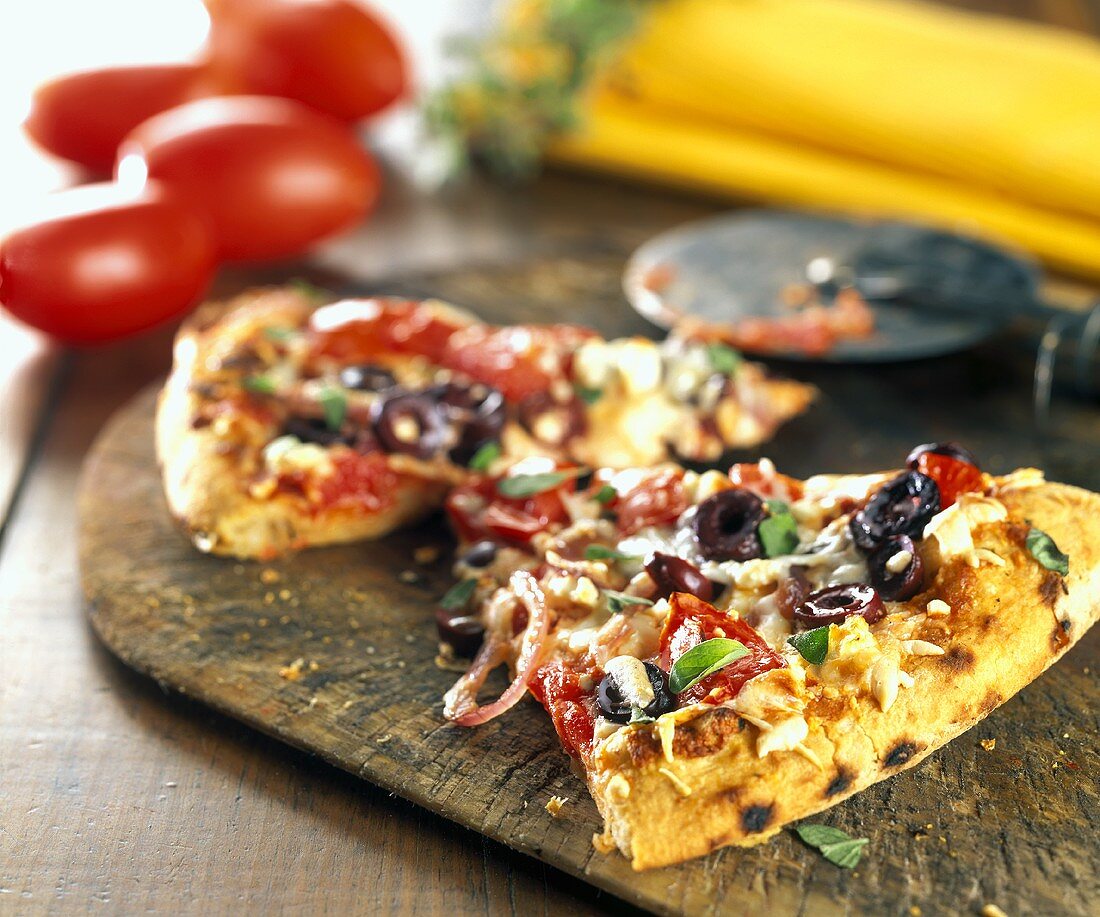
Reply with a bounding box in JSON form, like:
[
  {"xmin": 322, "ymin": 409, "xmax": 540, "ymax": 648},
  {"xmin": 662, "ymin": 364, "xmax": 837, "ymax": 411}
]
[{"xmin": 586, "ymin": 481, "xmax": 1100, "ymax": 870}]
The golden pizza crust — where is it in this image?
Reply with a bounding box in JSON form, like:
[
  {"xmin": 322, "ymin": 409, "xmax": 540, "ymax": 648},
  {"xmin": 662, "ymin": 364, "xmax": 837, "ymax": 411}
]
[
  {"xmin": 588, "ymin": 481, "xmax": 1099, "ymax": 869},
  {"xmin": 156, "ymin": 289, "xmax": 446, "ymax": 559}
]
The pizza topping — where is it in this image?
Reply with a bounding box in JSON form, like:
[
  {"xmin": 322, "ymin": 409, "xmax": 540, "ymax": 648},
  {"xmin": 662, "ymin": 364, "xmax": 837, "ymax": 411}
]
[
  {"xmin": 758, "ymin": 500, "xmax": 800, "ymax": 558},
  {"xmin": 850, "ymin": 471, "xmax": 941, "ymax": 552},
  {"xmin": 926, "ymin": 598, "xmax": 951, "ymax": 617},
  {"xmin": 868, "ymin": 535, "xmax": 925, "ymax": 601},
  {"xmin": 517, "ymin": 390, "xmax": 587, "ymax": 446},
  {"xmin": 338, "ymin": 363, "xmax": 397, "ymax": 392},
  {"xmin": 905, "ymin": 440, "xmax": 979, "ymax": 470},
  {"xmin": 262, "ymin": 435, "xmax": 334, "ymax": 476},
  {"xmin": 787, "ymin": 626, "xmax": 830, "ymax": 665},
  {"xmin": 794, "ymin": 583, "xmax": 885, "ymax": 628},
  {"xmin": 528, "ymin": 660, "xmax": 599, "ymax": 759},
  {"xmin": 615, "ymin": 468, "xmax": 689, "ymax": 535},
  {"xmin": 691, "ymin": 489, "xmax": 766, "ymax": 561},
  {"xmin": 922, "ymin": 494, "xmax": 1008, "ymax": 569},
  {"xmin": 1026, "ymin": 527, "xmax": 1069, "ymax": 577},
  {"xmin": 460, "ymin": 540, "xmax": 499, "ymax": 568},
  {"xmin": 597, "ymin": 658, "xmax": 674, "ymax": 723},
  {"xmin": 899, "ymin": 639, "xmax": 946, "ymax": 656},
  {"xmin": 668, "ymin": 637, "xmax": 750, "ymax": 694},
  {"xmin": 436, "ymin": 607, "xmax": 486, "ymax": 658},
  {"xmin": 373, "ymin": 390, "xmax": 450, "ymax": 459},
  {"xmin": 644, "ymin": 552, "xmax": 713, "ymax": 602}
]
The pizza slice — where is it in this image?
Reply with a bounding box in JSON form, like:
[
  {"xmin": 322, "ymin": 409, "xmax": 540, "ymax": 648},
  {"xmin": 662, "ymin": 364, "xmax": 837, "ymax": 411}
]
[
  {"xmin": 156, "ymin": 286, "xmax": 813, "ymax": 558},
  {"xmin": 439, "ymin": 444, "xmax": 1099, "ymax": 869}
]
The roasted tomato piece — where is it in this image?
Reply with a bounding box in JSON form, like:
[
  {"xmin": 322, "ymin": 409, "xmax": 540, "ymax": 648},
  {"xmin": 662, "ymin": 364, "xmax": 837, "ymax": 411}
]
[
  {"xmin": 315, "ymin": 451, "xmax": 400, "ymax": 512},
  {"xmin": 658, "ymin": 593, "xmax": 784, "ymax": 705},
  {"xmin": 528, "ymin": 660, "xmax": 597, "ymax": 760},
  {"xmin": 309, "ymin": 297, "xmax": 471, "ymax": 364},
  {"xmin": 445, "ymin": 472, "xmax": 575, "ymax": 547},
  {"xmin": 727, "ymin": 462, "xmax": 804, "ymax": 502},
  {"xmin": 616, "ymin": 468, "xmax": 689, "ymax": 536},
  {"xmin": 440, "ymin": 323, "xmax": 597, "ymax": 402},
  {"xmin": 913, "ymin": 452, "xmax": 983, "ymax": 509}
]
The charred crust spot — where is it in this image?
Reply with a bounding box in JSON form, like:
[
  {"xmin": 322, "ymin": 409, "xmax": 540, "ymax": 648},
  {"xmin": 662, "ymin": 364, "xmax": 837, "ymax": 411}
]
[
  {"xmin": 1039, "ymin": 570, "xmax": 1064, "ymax": 609},
  {"xmin": 741, "ymin": 804, "xmax": 773, "ymax": 834},
  {"xmin": 979, "ymin": 614, "xmax": 996, "ymax": 633},
  {"xmin": 938, "ymin": 645, "xmax": 976, "ymax": 673},
  {"xmin": 825, "ymin": 769, "xmax": 853, "ymax": 798},
  {"xmin": 978, "ymin": 688, "xmax": 1003, "ymax": 716},
  {"xmin": 1052, "ymin": 618, "xmax": 1072, "ymax": 650},
  {"xmin": 884, "ymin": 741, "xmax": 919, "ymax": 769}
]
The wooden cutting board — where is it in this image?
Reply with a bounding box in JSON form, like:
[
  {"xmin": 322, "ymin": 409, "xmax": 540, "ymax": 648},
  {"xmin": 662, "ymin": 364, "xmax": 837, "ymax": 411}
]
[{"xmin": 78, "ymin": 257, "xmax": 1098, "ymax": 917}]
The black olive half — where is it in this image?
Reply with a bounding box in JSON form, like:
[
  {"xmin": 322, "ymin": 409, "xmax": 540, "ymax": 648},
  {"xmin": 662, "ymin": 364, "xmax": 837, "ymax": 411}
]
[
  {"xmin": 282, "ymin": 415, "xmax": 349, "ymax": 447},
  {"xmin": 339, "ymin": 363, "xmax": 398, "ymax": 393},
  {"xmin": 905, "ymin": 441, "xmax": 979, "ymax": 470},
  {"xmin": 460, "ymin": 540, "xmax": 498, "ymax": 569},
  {"xmin": 517, "ymin": 391, "xmax": 587, "ymax": 446},
  {"xmin": 691, "ymin": 489, "xmax": 766, "ymax": 562},
  {"xmin": 793, "ymin": 583, "xmax": 885, "ymax": 628},
  {"xmin": 645, "ymin": 552, "xmax": 713, "ymax": 602},
  {"xmin": 868, "ymin": 534, "xmax": 925, "ymax": 601},
  {"xmin": 430, "ymin": 382, "xmax": 506, "ymax": 464},
  {"xmin": 596, "ymin": 661, "xmax": 675, "ymax": 724},
  {"xmin": 849, "ymin": 471, "xmax": 941, "ymax": 553},
  {"xmin": 435, "ymin": 608, "xmax": 485, "ymax": 658},
  {"xmin": 373, "ymin": 391, "xmax": 451, "ymax": 459}
]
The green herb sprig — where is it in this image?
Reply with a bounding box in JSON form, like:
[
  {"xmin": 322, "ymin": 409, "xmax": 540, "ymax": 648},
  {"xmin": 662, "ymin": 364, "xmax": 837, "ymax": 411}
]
[
  {"xmin": 759, "ymin": 499, "xmax": 799, "ymax": 558},
  {"xmin": 1026, "ymin": 527, "xmax": 1069, "ymax": 577},
  {"xmin": 794, "ymin": 824, "xmax": 869, "ymax": 868},
  {"xmin": 787, "ymin": 626, "xmax": 829, "ymax": 665},
  {"xmin": 440, "ymin": 579, "xmax": 478, "ymax": 611},
  {"xmin": 668, "ymin": 637, "xmax": 749, "ymax": 695}
]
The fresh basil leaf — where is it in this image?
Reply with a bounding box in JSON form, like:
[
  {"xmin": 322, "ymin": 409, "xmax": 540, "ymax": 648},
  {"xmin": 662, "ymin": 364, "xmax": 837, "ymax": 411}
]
[
  {"xmin": 468, "ymin": 441, "xmax": 501, "ymax": 472},
  {"xmin": 668, "ymin": 637, "xmax": 749, "ymax": 695},
  {"xmin": 497, "ymin": 471, "xmax": 572, "ymax": 498},
  {"xmin": 243, "ymin": 375, "xmax": 277, "ymax": 395},
  {"xmin": 575, "ymin": 385, "xmax": 603, "ymax": 405},
  {"xmin": 264, "ymin": 326, "xmax": 296, "ymax": 342},
  {"xmin": 594, "ymin": 484, "xmax": 617, "ymax": 505},
  {"xmin": 440, "ymin": 578, "xmax": 477, "ymax": 611},
  {"xmin": 584, "ymin": 545, "xmax": 642, "ymax": 564},
  {"xmin": 794, "ymin": 824, "xmax": 869, "ymax": 869},
  {"xmin": 319, "ymin": 387, "xmax": 347, "ymax": 430},
  {"xmin": 787, "ymin": 626, "xmax": 829, "ymax": 665},
  {"xmin": 604, "ymin": 590, "xmax": 654, "ymax": 614},
  {"xmin": 707, "ymin": 342, "xmax": 743, "ymax": 376},
  {"xmin": 629, "ymin": 705, "xmax": 655, "ymax": 724},
  {"xmin": 765, "ymin": 499, "xmax": 790, "ymax": 514},
  {"xmin": 291, "ymin": 277, "xmax": 326, "ymax": 300},
  {"xmin": 1026, "ymin": 527, "xmax": 1069, "ymax": 576},
  {"xmin": 759, "ymin": 507, "xmax": 799, "ymax": 558}
]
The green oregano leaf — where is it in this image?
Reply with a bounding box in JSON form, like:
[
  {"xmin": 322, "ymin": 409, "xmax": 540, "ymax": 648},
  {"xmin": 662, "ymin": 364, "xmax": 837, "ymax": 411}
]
[
  {"xmin": 759, "ymin": 502, "xmax": 799, "ymax": 558},
  {"xmin": 594, "ymin": 484, "xmax": 617, "ymax": 504},
  {"xmin": 468, "ymin": 441, "xmax": 501, "ymax": 472},
  {"xmin": 668, "ymin": 637, "xmax": 749, "ymax": 695},
  {"xmin": 319, "ymin": 387, "xmax": 347, "ymax": 430},
  {"xmin": 787, "ymin": 626, "xmax": 830, "ymax": 665},
  {"xmin": 603, "ymin": 590, "xmax": 654, "ymax": 614},
  {"xmin": 1026, "ymin": 527, "xmax": 1069, "ymax": 576},
  {"xmin": 440, "ymin": 578, "xmax": 477, "ymax": 611},
  {"xmin": 794, "ymin": 824, "xmax": 869, "ymax": 869},
  {"xmin": 243, "ymin": 375, "xmax": 277, "ymax": 395},
  {"xmin": 629, "ymin": 705, "xmax": 655, "ymax": 724},
  {"xmin": 575, "ymin": 385, "xmax": 603, "ymax": 405},
  {"xmin": 264, "ymin": 327, "xmax": 296, "ymax": 342},
  {"xmin": 291, "ymin": 277, "xmax": 326, "ymax": 300},
  {"xmin": 707, "ymin": 342, "xmax": 743, "ymax": 376},
  {"xmin": 497, "ymin": 471, "xmax": 572, "ymax": 498},
  {"xmin": 584, "ymin": 545, "xmax": 642, "ymax": 564}
]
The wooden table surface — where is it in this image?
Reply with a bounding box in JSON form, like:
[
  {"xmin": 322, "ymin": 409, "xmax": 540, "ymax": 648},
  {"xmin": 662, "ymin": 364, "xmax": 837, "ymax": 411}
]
[{"xmin": 5, "ymin": 3, "xmax": 1100, "ymax": 913}]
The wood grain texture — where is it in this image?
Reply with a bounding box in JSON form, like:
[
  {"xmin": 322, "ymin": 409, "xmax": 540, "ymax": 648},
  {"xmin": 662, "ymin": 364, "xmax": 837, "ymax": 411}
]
[{"xmin": 78, "ymin": 285, "xmax": 1099, "ymax": 916}]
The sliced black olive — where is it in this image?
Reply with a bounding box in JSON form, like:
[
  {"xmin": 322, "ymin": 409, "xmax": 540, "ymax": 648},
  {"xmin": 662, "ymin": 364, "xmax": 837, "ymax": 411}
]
[
  {"xmin": 868, "ymin": 535, "xmax": 925, "ymax": 601},
  {"xmin": 430, "ymin": 382, "xmax": 506, "ymax": 464},
  {"xmin": 794, "ymin": 583, "xmax": 885, "ymax": 628},
  {"xmin": 645, "ymin": 552, "xmax": 713, "ymax": 602},
  {"xmin": 691, "ymin": 489, "xmax": 766, "ymax": 562},
  {"xmin": 338, "ymin": 363, "xmax": 398, "ymax": 392},
  {"xmin": 596, "ymin": 661, "xmax": 675, "ymax": 724},
  {"xmin": 905, "ymin": 441, "xmax": 979, "ymax": 470},
  {"xmin": 434, "ymin": 608, "xmax": 485, "ymax": 657},
  {"xmin": 849, "ymin": 471, "xmax": 941, "ymax": 553},
  {"xmin": 374, "ymin": 391, "xmax": 450, "ymax": 459},
  {"xmin": 517, "ymin": 391, "xmax": 587, "ymax": 445},
  {"xmin": 282, "ymin": 415, "xmax": 348, "ymax": 446},
  {"xmin": 460, "ymin": 540, "xmax": 498, "ymax": 568}
]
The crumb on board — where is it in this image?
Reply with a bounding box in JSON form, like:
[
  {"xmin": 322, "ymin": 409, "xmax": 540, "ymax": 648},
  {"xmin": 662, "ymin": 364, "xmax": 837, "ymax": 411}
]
[
  {"xmin": 279, "ymin": 658, "xmax": 305, "ymax": 681},
  {"xmin": 908, "ymin": 907, "xmax": 921, "ymax": 917},
  {"xmin": 414, "ymin": 545, "xmax": 441, "ymax": 565},
  {"xmin": 981, "ymin": 738, "xmax": 997, "ymax": 752},
  {"xmin": 435, "ymin": 643, "xmax": 469, "ymax": 673},
  {"xmin": 981, "ymin": 906, "xmax": 1009, "ymax": 917},
  {"xmin": 398, "ymin": 570, "xmax": 420, "ymax": 584},
  {"xmin": 592, "ymin": 831, "xmax": 616, "ymax": 854},
  {"xmin": 260, "ymin": 568, "xmax": 281, "ymax": 584},
  {"xmin": 545, "ymin": 796, "xmax": 568, "ymax": 817}
]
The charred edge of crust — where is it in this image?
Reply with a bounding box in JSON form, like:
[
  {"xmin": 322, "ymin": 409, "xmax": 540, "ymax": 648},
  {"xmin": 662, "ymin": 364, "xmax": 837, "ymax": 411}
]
[
  {"xmin": 824, "ymin": 768, "xmax": 853, "ymax": 798},
  {"xmin": 937, "ymin": 644, "xmax": 976, "ymax": 673},
  {"xmin": 740, "ymin": 804, "xmax": 774, "ymax": 835},
  {"xmin": 883, "ymin": 740, "xmax": 921, "ymax": 769},
  {"xmin": 1039, "ymin": 569, "xmax": 1065, "ymax": 608}
]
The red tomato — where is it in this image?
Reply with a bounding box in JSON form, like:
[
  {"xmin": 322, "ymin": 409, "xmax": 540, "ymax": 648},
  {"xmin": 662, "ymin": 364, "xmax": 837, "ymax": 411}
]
[
  {"xmin": 205, "ymin": 0, "xmax": 407, "ymax": 121},
  {"xmin": 528, "ymin": 660, "xmax": 598, "ymax": 760},
  {"xmin": 914, "ymin": 453, "xmax": 984, "ymax": 509},
  {"xmin": 309, "ymin": 298, "xmax": 471, "ymax": 365},
  {"xmin": 118, "ymin": 96, "xmax": 380, "ymax": 261},
  {"xmin": 727, "ymin": 462, "xmax": 804, "ymax": 502},
  {"xmin": 441, "ymin": 324, "xmax": 598, "ymax": 403},
  {"xmin": 0, "ymin": 182, "xmax": 215, "ymax": 343},
  {"xmin": 23, "ymin": 64, "xmax": 208, "ymax": 173},
  {"xmin": 315, "ymin": 451, "xmax": 399, "ymax": 512},
  {"xmin": 658, "ymin": 593, "xmax": 784, "ymax": 705},
  {"xmin": 616, "ymin": 469, "xmax": 689, "ymax": 535},
  {"xmin": 445, "ymin": 474, "xmax": 575, "ymax": 547}
]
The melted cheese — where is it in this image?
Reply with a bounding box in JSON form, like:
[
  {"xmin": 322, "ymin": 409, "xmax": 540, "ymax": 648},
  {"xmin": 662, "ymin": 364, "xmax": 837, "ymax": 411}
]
[{"xmin": 923, "ymin": 494, "xmax": 1008, "ymax": 569}]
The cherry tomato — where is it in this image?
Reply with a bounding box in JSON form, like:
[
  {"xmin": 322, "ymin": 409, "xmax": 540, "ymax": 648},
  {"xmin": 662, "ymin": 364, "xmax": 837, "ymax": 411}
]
[
  {"xmin": 441, "ymin": 324, "xmax": 597, "ymax": 403},
  {"xmin": 914, "ymin": 453, "xmax": 984, "ymax": 509},
  {"xmin": 445, "ymin": 474, "xmax": 575, "ymax": 547},
  {"xmin": 205, "ymin": 0, "xmax": 407, "ymax": 121},
  {"xmin": 727, "ymin": 462, "xmax": 804, "ymax": 501},
  {"xmin": 528, "ymin": 660, "xmax": 598, "ymax": 760},
  {"xmin": 0, "ymin": 182, "xmax": 215, "ymax": 343},
  {"xmin": 118, "ymin": 96, "xmax": 380, "ymax": 261},
  {"xmin": 309, "ymin": 298, "xmax": 472, "ymax": 365},
  {"xmin": 658, "ymin": 593, "xmax": 784, "ymax": 705},
  {"xmin": 616, "ymin": 468, "xmax": 689, "ymax": 535},
  {"xmin": 23, "ymin": 64, "xmax": 208, "ymax": 173}
]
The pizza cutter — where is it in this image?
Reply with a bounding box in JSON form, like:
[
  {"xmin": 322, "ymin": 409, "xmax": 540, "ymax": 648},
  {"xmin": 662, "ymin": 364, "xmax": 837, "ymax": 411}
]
[{"xmin": 623, "ymin": 210, "xmax": 1090, "ymax": 364}]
